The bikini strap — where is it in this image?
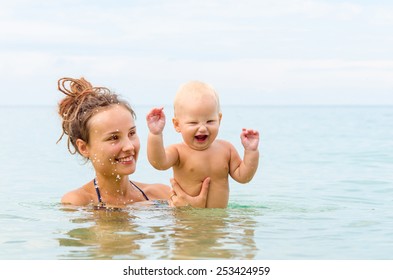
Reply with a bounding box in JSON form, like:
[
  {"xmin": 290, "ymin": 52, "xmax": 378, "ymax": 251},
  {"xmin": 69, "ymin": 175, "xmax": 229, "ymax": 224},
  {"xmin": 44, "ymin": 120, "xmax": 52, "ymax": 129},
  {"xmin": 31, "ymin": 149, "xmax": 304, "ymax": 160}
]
[
  {"xmin": 93, "ymin": 178, "xmax": 103, "ymax": 203},
  {"xmin": 93, "ymin": 178, "xmax": 149, "ymax": 205},
  {"xmin": 130, "ymin": 181, "xmax": 149, "ymax": 201}
]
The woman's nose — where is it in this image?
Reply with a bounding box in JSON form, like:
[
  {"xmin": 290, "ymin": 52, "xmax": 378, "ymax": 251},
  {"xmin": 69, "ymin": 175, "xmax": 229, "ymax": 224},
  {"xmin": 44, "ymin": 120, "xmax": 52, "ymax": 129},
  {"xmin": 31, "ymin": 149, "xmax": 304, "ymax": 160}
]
[{"xmin": 122, "ymin": 138, "xmax": 135, "ymax": 152}]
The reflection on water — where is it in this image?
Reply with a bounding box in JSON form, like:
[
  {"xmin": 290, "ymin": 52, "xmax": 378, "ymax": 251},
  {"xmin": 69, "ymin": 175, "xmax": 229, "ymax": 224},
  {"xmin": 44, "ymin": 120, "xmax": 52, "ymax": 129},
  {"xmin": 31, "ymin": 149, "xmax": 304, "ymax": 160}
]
[
  {"xmin": 169, "ymin": 208, "xmax": 257, "ymax": 259},
  {"xmin": 58, "ymin": 210, "xmax": 148, "ymax": 259},
  {"xmin": 57, "ymin": 203, "xmax": 257, "ymax": 260}
]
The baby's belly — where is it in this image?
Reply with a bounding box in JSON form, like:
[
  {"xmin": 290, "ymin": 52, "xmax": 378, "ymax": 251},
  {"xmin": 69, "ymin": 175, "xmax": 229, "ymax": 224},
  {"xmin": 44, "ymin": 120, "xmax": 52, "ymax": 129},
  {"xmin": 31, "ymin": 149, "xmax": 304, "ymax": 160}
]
[{"xmin": 176, "ymin": 176, "xmax": 230, "ymax": 208}]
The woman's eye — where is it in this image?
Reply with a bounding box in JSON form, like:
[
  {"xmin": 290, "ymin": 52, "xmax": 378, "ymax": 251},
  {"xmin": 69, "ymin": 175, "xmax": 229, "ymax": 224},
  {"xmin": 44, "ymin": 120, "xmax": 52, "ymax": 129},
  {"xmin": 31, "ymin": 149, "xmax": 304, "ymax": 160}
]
[{"xmin": 109, "ymin": 135, "xmax": 119, "ymax": 141}]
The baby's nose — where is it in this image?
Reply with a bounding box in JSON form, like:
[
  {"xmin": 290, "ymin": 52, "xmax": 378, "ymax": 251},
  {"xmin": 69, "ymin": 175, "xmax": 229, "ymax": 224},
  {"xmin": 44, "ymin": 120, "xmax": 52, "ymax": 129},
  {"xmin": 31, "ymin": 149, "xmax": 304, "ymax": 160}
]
[{"xmin": 198, "ymin": 124, "xmax": 207, "ymax": 131}]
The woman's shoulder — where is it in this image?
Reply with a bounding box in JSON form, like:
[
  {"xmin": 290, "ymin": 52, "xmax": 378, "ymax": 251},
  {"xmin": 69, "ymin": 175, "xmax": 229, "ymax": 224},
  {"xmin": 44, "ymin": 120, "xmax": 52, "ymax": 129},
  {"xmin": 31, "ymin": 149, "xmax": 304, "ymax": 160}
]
[
  {"xmin": 61, "ymin": 182, "xmax": 94, "ymax": 206},
  {"xmin": 133, "ymin": 181, "xmax": 170, "ymax": 200}
]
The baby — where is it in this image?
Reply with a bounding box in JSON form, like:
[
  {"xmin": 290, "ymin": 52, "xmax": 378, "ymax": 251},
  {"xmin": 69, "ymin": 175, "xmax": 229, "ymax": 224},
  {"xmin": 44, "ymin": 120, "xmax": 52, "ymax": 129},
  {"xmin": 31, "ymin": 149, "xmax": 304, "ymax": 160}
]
[{"xmin": 146, "ymin": 81, "xmax": 259, "ymax": 208}]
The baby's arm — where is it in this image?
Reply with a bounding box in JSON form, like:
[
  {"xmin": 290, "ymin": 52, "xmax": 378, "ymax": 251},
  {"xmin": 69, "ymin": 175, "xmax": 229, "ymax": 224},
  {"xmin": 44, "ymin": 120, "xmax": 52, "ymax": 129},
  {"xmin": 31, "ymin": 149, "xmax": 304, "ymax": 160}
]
[
  {"xmin": 146, "ymin": 108, "xmax": 179, "ymax": 170},
  {"xmin": 229, "ymin": 128, "xmax": 260, "ymax": 183}
]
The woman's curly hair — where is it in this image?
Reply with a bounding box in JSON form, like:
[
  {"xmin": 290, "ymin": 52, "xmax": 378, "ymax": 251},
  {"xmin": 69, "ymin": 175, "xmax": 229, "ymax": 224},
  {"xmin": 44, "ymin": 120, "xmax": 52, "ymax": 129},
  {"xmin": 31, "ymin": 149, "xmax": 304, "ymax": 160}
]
[{"xmin": 57, "ymin": 77, "xmax": 135, "ymax": 155}]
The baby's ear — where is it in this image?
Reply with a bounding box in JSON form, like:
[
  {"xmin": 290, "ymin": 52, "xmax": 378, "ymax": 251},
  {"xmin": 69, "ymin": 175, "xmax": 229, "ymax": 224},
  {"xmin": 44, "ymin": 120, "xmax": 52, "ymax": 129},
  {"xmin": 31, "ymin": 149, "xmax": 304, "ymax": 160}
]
[
  {"xmin": 172, "ymin": 118, "xmax": 181, "ymax": 133},
  {"xmin": 219, "ymin": 112, "xmax": 223, "ymax": 123}
]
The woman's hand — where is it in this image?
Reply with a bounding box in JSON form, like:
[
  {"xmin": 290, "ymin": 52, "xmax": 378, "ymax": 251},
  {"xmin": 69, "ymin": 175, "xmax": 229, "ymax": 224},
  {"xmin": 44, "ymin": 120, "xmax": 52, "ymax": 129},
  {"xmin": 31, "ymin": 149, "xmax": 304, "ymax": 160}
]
[{"xmin": 169, "ymin": 177, "xmax": 210, "ymax": 208}]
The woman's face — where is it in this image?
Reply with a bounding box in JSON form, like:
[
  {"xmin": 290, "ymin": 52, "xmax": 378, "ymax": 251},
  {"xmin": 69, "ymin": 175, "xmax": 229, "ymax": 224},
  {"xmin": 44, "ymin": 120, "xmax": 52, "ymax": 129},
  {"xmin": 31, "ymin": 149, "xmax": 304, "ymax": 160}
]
[{"xmin": 83, "ymin": 105, "xmax": 140, "ymax": 178}]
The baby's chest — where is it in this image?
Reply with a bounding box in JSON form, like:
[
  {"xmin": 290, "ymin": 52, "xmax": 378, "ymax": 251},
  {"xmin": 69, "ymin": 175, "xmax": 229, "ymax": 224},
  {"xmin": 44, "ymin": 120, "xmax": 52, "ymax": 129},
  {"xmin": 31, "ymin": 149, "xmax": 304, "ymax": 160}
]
[{"xmin": 179, "ymin": 151, "xmax": 230, "ymax": 175}]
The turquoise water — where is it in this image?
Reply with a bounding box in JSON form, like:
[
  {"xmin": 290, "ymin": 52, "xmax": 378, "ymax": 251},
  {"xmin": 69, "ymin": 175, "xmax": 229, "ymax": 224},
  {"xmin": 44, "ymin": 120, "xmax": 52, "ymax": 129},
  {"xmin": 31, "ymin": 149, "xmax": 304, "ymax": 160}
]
[{"xmin": 0, "ymin": 105, "xmax": 392, "ymax": 259}]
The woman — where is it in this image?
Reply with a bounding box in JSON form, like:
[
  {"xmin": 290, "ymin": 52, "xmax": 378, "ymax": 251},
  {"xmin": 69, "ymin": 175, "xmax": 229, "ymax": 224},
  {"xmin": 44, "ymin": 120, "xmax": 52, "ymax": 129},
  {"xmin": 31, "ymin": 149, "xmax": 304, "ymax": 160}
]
[{"xmin": 57, "ymin": 77, "xmax": 209, "ymax": 208}]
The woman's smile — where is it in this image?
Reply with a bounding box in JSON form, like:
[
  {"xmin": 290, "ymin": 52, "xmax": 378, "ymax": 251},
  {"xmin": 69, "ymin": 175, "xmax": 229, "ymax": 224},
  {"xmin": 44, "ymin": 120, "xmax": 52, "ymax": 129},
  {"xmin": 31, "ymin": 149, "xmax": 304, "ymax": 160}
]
[{"xmin": 115, "ymin": 155, "xmax": 135, "ymax": 164}]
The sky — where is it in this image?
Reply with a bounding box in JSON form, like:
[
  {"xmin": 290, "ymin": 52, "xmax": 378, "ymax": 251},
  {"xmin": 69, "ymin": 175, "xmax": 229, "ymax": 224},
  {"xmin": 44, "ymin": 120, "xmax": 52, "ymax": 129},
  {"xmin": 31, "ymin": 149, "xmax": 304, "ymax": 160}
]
[{"xmin": 0, "ymin": 0, "xmax": 392, "ymax": 106}]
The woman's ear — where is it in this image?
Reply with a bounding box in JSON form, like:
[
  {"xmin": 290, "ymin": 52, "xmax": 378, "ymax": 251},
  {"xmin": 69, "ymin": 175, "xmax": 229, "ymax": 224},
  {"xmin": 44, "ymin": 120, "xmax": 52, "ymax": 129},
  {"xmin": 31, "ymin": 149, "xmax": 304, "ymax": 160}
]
[
  {"xmin": 76, "ymin": 139, "xmax": 90, "ymax": 158},
  {"xmin": 172, "ymin": 117, "xmax": 181, "ymax": 133}
]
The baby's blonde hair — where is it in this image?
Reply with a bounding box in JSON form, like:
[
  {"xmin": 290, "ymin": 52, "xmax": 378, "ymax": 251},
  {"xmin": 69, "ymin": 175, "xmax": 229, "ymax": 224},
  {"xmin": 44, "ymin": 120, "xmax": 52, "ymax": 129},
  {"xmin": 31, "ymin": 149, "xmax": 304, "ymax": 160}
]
[{"xmin": 174, "ymin": 81, "xmax": 221, "ymax": 116}]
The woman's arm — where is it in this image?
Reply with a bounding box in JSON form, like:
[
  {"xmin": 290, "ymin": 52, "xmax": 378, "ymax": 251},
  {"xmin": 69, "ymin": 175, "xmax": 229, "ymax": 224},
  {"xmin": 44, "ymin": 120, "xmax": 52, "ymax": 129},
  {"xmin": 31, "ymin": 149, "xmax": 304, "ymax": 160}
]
[{"xmin": 169, "ymin": 177, "xmax": 210, "ymax": 208}]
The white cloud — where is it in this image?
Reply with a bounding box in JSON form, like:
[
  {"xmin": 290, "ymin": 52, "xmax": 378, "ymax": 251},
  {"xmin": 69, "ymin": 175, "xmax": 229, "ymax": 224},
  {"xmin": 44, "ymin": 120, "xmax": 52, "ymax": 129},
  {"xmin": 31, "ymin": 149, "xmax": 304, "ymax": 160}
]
[
  {"xmin": 0, "ymin": 0, "xmax": 370, "ymax": 47},
  {"xmin": 0, "ymin": 0, "xmax": 393, "ymax": 105},
  {"xmin": 3, "ymin": 50, "xmax": 391, "ymax": 105},
  {"xmin": 370, "ymin": 6, "xmax": 393, "ymax": 25}
]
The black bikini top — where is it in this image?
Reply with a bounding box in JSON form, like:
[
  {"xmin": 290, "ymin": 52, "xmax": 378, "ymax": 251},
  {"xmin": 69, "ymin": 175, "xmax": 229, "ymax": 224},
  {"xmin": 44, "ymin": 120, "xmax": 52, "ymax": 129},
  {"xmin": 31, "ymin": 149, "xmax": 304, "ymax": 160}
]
[{"xmin": 93, "ymin": 178, "xmax": 149, "ymax": 208}]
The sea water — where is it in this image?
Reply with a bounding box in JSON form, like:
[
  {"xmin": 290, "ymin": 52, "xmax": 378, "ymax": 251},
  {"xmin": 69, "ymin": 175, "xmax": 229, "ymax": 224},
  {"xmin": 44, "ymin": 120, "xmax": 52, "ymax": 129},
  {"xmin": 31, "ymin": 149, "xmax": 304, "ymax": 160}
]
[{"xmin": 0, "ymin": 105, "xmax": 392, "ymax": 259}]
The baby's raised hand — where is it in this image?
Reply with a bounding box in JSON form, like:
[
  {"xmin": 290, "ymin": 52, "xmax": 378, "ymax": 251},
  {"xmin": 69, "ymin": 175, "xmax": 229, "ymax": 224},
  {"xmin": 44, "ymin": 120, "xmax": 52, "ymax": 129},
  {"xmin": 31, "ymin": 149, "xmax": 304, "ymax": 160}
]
[
  {"xmin": 146, "ymin": 107, "xmax": 166, "ymax": 135},
  {"xmin": 240, "ymin": 128, "xmax": 259, "ymax": 151}
]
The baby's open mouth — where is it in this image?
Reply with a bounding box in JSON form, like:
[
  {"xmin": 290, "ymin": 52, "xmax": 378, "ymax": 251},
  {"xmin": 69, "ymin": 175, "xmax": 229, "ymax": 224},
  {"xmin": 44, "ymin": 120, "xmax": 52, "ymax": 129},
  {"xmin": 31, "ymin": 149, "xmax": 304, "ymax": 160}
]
[{"xmin": 195, "ymin": 135, "xmax": 208, "ymax": 142}]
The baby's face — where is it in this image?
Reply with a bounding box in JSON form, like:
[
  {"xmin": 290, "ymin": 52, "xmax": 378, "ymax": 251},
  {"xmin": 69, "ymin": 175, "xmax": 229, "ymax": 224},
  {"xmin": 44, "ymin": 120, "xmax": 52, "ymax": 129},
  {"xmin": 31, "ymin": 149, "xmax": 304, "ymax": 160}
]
[{"xmin": 173, "ymin": 95, "xmax": 222, "ymax": 151}]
